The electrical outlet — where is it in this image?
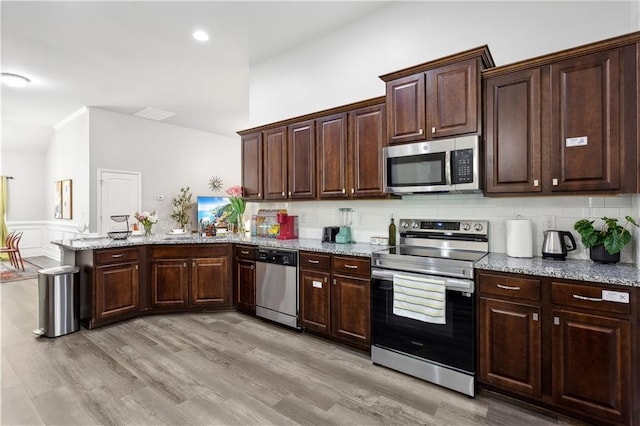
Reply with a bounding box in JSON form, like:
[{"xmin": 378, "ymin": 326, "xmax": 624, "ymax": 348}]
[{"xmin": 543, "ymin": 215, "xmax": 556, "ymax": 230}]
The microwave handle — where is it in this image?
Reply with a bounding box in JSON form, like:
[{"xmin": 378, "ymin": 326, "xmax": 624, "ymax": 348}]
[{"xmin": 445, "ymin": 150, "xmax": 452, "ymax": 186}]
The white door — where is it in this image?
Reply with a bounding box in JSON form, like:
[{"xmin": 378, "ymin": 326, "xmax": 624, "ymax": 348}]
[{"xmin": 98, "ymin": 169, "xmax": 141, "ymax": 234}]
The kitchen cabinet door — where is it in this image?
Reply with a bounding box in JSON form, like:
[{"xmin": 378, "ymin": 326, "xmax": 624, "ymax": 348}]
[
  {"xmin": 95, "ymin": 262, "xmax": 139, "ymax": 320},
  {"xmin": 386, "ymin": 74, "xmax": 425, "ymax": 145},
  {"xmin": 549, "ymin": 49, "xmax": 621, "ymax": 192},
  {"xmin": 151, "ymin": 259, "xmax": 189, "ymax": 308},
  {"xmin": 348, "ymin": 103, "xmax": 387, "ymax": 198},
  {"xmin": 235, "ymin": 259, "xmax": 255, "ymax": 314},
  {"xmin": 316, "ymin": 113, "xmax": 348, "ymax": 198},
  {"xmin": 241, "ymin": 132, "xmax": 263, "ymax": 200},
  {"xmin": 551, "ymin": 309, "xmax": 631, "ymax": 424},
  {"xmin": 299, "ymin": 269, "xmax": 331, "ymax": 335},
  {"xmin": 190, "ymin": 257, "xmax": 229, "ymax": 306},
  {"xmin": 331, "ymin": 274, "xmax": 370, "ymax": 349},
  {"xmin": 426, "ymin": 58, "xmax": 479, "ymax": 138},
  {"xmin": 263, "ymin": 126, "xmax": 288, "ymax": 200},
  {"xmin": 479, "ymin": 298, "xmax": 542, "ymax": 398},
  {"xmin": 288, "ymin": 120, "xmax": 316, "ymax": 199},
  {"xmin": 484, "ymin": 68, "xmax": 542, "ymax": 193}
]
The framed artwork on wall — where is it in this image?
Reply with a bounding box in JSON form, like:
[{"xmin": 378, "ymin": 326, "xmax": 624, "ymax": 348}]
[
  {"xmin": 61, "ymin": 179, "xmax": 72, "ymax": 219},
  {"xmin": 54, "ymin": 181, "xmax": 62, "ymax": 219}
]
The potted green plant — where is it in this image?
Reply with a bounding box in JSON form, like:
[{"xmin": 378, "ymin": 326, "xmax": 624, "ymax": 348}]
[
  {"xmin": 170, "ymin": 187, "xmax": 195, "ymax": 231},
  {"xmin": 573, "ymin": 216, "xmax": 639, "ymax": 263}
]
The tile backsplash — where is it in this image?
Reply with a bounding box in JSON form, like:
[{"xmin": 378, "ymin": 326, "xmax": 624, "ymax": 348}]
[{"xmin": 249, "ymin": 193, "xmax": 639, "ymax": 265}]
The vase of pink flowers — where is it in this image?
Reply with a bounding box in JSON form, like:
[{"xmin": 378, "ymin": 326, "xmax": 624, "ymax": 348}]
[
  {"xmin": 226, "ymin": 186, "xmax": 246, "ymax": 234},
  {"xmin": 135, "ymin": 211, "xmax": 158, "ymax": 237}
]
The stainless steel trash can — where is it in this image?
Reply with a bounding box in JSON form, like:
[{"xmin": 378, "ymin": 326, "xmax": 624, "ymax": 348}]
[{"xmin": 34, "ymin": 265, "xmax": 80, "ymax": 337}]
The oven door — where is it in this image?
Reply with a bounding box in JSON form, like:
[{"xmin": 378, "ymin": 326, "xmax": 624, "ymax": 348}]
[{"xmin": 371, "ymin": 268, "xmax": 475, "ymax": 374}]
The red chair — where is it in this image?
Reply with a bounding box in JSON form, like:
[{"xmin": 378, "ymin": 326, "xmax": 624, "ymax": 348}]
[{"xmin": 0, "ymin": 231, "xmax": 24, "ymax": 271}]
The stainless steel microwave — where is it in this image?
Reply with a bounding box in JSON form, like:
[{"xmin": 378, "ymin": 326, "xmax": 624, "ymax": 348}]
[{"xmin": 383, "ymin": 135, "xmax": 481, "ymax": 194}]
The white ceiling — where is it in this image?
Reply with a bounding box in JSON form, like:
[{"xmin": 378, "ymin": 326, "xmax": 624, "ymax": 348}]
[{"xmin": 1, "ymin": 1, "xmax": 391, "ymax": 154}]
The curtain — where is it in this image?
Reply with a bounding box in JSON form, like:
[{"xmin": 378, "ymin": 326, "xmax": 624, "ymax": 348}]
[{"xmin": 0, "ymin": 176, "xmax": 8, "ymax": 260}]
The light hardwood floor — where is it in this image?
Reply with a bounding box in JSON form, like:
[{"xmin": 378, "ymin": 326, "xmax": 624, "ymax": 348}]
[{"xmin": 2, "ymin": 271, "xmax": 584, "ymax": 425}]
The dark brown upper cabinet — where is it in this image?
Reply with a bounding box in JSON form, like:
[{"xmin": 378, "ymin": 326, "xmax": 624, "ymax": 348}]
[
  {"xmin": 348, "ymin": 103, "xmax": 386, "ymax": 198},
  {"xmin": 288, "ymin": 120, "xmax": 316, "ymax": 199},
  {"xmin": 381, "ymin": 46, "xmax": 494, "ymax": 145},
  {"xmin": 483, "ymin": 32, "xmax": 639, "ymax": 195},
  {"xmin": 316, "ymin": 113, "xmax": 349, "ymax": 198},
  {"xmin": 263, "ymin": 126, "xmax": 288, "ymax": 200},
  {"xmin": 241, "ymin": 132, "xmax": 263, "ymax": 200}
]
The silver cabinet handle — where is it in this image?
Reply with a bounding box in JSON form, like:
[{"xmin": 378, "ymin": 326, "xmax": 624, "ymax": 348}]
[
  {"xmin": 135, "ymin": 265, "xmax": 138, "ymax": 270},
  {"xmin": 183, "ymin": 263, "xmax": 187, "ymax": 267},
  {"xmin": 250, "ymin": 265, "xmax": 254, "ymax": 270},
  {"xmin": 554, "ymin": 316, "xmax": 560, "ymax": 325},
  {"xmin": 533, "ymin": 179, "xmax": 539, "ymax": 187},
  {"xmin": 344, "ymin": 264, "xmax": 358, "ymax": 269},
  {"xmin": 431, "ymin": 127, "xmax": 436, "ymax": 134},
  {"xmin": 532, "ymin": 313, "xmax": 539, "ymax": 321},
  {"xmin": 418, "ymin": 128, "xmax": 423, "ymax": 135},
  {"xmin": 552, "ymin": 178, "xmax": 559, "ymax": 186},
  {"xmin": 288, "ymin": 191, "xmax": 292, "ymax": 196},
  {"xmin": 111, "ymin": 254, "xmax": 124, "ymax": 258},
  {"xmin": 307, "ymin": 259, "xmax": 320, "ymax": 264},
  {"xmin": 258, "ymin": 192, "xmax": 261, "ymax": 197},
  {"xmin": 192, "ymin": 261, "xmax": 195, "ymax": 267},
  {"xmin": 497, "ymin": 284, "xmax": 520, "ymax": 291},
  {"xmin": 281, "ymin": 191, "xmax": 285, "ymax": 196},
  {"xmin": 324, "ymin": 277, "xmax": 327, "ymax": 283},
  {"xmin": 573, "ymin": 294, "xmax": 603, "ymax": 302},
  {"xmin": 351, "ymin": 188, "xmax": 354, "ymax": 194},
  {"xmin": 240, "ymin": 250, "xmax": 250, "ymax": 255},
  {"xmin": 333, "ymin": 278, "xmax": 336, "ymax": 285},
  {"xmin": 342, "ymin": 188, "xmax": 346, "ymax": 194}
]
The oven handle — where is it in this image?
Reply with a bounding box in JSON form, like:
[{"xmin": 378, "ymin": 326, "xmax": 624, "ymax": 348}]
[{"xmin": 371, "ymin": 268, "xmax": 474, "ymax": 292}]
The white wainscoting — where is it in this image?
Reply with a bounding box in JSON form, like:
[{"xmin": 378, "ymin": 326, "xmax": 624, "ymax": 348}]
[{"xmin": 6, "ymin": 221, "xmax": 80, "ymax": 260}]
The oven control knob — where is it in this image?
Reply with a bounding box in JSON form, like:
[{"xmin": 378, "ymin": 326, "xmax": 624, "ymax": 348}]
[
  {"xmin": 401, "ymin": 221, "xmax": 409, "ymax": 229},
  {"xmin": 412, "ymin": 222, "xmax": 419, "ymax": 229},
  {"xmin": 462, "ymin": 222, "xmax": 471, "ymax": 231},
  {"xmin": 474, "ymin": 223, "xmax": 484, "ymax": 232}
]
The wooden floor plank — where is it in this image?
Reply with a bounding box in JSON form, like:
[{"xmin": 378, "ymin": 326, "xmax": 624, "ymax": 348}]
[{"xmin": 2, "ymin": 278, "xmax": 583, "ymax": 425}]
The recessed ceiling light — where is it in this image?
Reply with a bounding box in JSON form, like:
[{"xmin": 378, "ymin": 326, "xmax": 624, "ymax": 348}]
[
  {"xmin": 1, "ymin": 72, "xmax": 31, "ymax": 88},
  {"xmin": 192, "ymin": 30, "xmax": 210, "ymax": 42}
]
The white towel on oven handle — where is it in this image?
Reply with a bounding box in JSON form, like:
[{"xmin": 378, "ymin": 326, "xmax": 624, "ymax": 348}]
[{"xmin": 393, "ymin": 274, "xmax": 446, "ymax": 324}]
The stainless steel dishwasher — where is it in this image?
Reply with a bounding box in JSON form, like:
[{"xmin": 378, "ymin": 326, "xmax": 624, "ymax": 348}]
[{"xmin": 255, "ymin": 247, "xmax": 299, "ymax": 329}]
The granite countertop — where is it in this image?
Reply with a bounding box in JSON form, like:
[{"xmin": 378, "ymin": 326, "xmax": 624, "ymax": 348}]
[
  {"xmin": 52, "ymin": 237, "xmax": 640, "ymax": 286},
  {"xmin": 52, "ymin": 235, "xmax": 383, "ymax": 257},
  {"xmin": 476, "ymin": 253, "xmax": 640, "ymax": 288}
]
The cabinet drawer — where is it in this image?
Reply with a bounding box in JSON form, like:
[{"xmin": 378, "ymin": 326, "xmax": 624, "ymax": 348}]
[
  {"xmin": 96, "ymin": 248, "xmax": 138, "ymax": 266},
  {"xmin": 478, "ymin": 273, "xmax": 540, "ymax": 301},
  {"xmin": 300, "ymin": 251, "xmax": 331, "ymax": 270},
  {"xmin": 551, "ymin": 282, "xmax": 631, "ymax": 315},
  {"xmin": 235, "ymin": 245, "xmax": 256, "ymax": 260},
  {"xmin": 333, "ymin": 256, "xmax": 371, "ymax": 277},
  {"xmin": 151, "ymin": 244, "xmax": 228, "ymax": 258}
]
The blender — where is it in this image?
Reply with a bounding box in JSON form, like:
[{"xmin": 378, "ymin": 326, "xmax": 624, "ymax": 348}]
[{"xmin": 335, "ymin": 208, "xmax": 353, "ymax": 244}]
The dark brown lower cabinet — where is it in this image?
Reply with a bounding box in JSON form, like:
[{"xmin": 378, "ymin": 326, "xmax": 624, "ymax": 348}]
[
  {"xmin": 479, "ymin": 298, "xmax": 541, "ymax": 398},
  {"xmin": 150, "ymin": 245, "xmax": 232, "ymax": 311},
  {"xmin": 299, "ymin": 251, "xmax": 370, "ymax": 350},
  {"xmin": 477, "ymin": 271, "xmax": 638, "ymax": 426},
  {"xmin": 234, "ymin": 245, "xmax": 256, "ymax": 314},
  {"xmin": 79, "ymin": 247, "xmax": 142, "ymax": 329}
]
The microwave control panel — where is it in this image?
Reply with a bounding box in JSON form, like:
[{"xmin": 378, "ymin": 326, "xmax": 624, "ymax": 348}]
[{"xmin": 451, "ymin": 149, "xmax": 474, "ymax": 184}]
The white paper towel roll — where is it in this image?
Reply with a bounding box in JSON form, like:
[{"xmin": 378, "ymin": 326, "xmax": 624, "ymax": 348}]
[{"xmin": 506, "ymin": 219, "xmax": 533, "ymax": 258}]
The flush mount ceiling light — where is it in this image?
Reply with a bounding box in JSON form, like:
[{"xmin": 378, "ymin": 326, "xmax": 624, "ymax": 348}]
[
  {"xmin": 134, "ymin": 107, "xmax": 176, "ymax": 121},
  {"xmin": 192, "ymin": 30, "xmax": 210, "ymax": 42},
  {"xmin": 1, "ymin": 72, "xmax": 31, "ymax": 88}
]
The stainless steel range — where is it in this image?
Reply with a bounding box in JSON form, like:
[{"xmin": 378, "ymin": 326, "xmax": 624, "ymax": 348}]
[{"xmin": 371, "ymin": 219, "xmax": 488, "ymax": 396}]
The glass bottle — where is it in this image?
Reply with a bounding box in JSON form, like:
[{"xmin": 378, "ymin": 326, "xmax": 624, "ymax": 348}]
[{"xmin": 388, "ymin": 215, "xmax": 396, "ymax": 246}]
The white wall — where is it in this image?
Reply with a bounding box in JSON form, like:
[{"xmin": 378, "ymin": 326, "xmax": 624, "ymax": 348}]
[
  {"xmin": 249, "ymin": 1, "xmax": 640, "ymax": 265},
  {"xmin": 1, "ymin": 150, "xmax": 49, "ymax": 257},
  {"xmin": 250, "ymin": 1, "xmax": 636, "ymax": 126},
  {"xmin": 88, "ymin": 108, "xmax": 241, "ymax": 230},
  {"xmin": 1, "ymin": 150, "xmax": 46, "ymax": 221}
]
